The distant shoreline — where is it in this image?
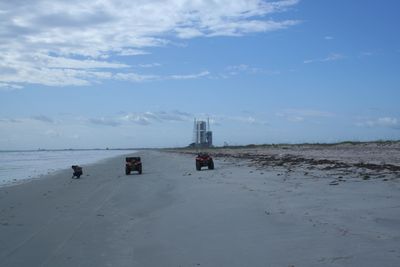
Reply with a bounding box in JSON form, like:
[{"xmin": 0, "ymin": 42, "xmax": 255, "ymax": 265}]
[
  {"xmin": 0, "ymin": 149, "xmax": 138, "ymax": 187},
  {"xmin": 3, "ymin": 140, "xmax": 400, "ymax": 153},
  {"xmin": 0, "ymin": 148, "xmax": 143, "ymax": 153},
  {"xmin": 169, "ymin": 139, "xmax": 400, "ymax": 151}
]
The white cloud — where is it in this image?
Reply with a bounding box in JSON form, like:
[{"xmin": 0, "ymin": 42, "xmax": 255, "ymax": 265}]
[
  {"xmin": 359, "ymin": 51, "xmax": 374, "ymax": 58},
  {"xmin": 0, "ymin": 118, "xmax": 22, "ymax": 123},
  {"xmin": 137, "ymin": 63, "xmax": 162, "ymax": 68},
  {"xmin": 114, "ymin": 70, "xmax": 210, "ymax": 82},
  {"xmin": 0, "ymin": 0, "xmax": 300, "ymax": 87},
  {"xmin": 209, "ymin": 114, "xmax": 269, "ymax": 126},
  {"xmin": 85, "ymin": 111, "xmax": 194, "ymax": 127},
  {"xmin": 169, "ymin": 71, "xmax": 210, "ymax": 80},
  {"xmin": 31, "ymin": 115, "xmax": 55, "ymax": 124},
  {"xmin": 205, "ymin": 19, "xmax": 299, "ymax": 37},
  {"xmin": 225, "ymin": 64, "xmax": 280, "ymax": 76},
  {"xmin": 0, "ymin": 82, "xmax": 23, "ymax": 91},
  {"xmin": 20, "ymin": 110, "xmax": 268, "ymax": 130},
  {"xmin": 175, "ymin": 28, "xmax": 204, "ymax": 39},
  {"xmin": 120, "ymin": 110, "xmax": 193, "ymax": 125},
  {"xmin": 88, "ymin": 117, "xmax": 121, "ymax": 127},
  {"xmin": 116, "ymin": 49, "xmax": 149, "ymax": 56},
  {"xmin": 122, "ymin": 114, "xmax": 152, "ymax": 126},
  {"xmin": 357, "ymin": 117, "xmax": 400, "ymax": 129},
  {"xmin": 304, "ymin": 53, "xmax": 344, "ymax": 64},
  {"xmin": 114, "ymin": 72, "xmax": 158, "ymax": 83},
  {"xmin": 36, "ymin": 54, "xmax": 129, "ymax": 69},
  {"xmin": 277, "ymin": 108, "xmax": 334, "ymax": 122}
]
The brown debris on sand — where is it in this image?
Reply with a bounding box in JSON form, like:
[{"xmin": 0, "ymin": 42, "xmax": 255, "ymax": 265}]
[{"xmin": 168, "ymin": 141, "xmax": 400, "ymax": 181}]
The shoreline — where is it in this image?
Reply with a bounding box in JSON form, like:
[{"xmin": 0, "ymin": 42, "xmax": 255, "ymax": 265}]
[{"xmin": 0, "ymin": 150, "xmax": 137, "ymax": 188}]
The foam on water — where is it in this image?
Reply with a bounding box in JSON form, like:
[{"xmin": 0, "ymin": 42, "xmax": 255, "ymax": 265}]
[{"xmin": 0, "ymin": 150, "xmax": 136, "ymax": 187}]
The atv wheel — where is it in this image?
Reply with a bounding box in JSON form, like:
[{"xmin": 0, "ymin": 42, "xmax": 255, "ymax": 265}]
[
  {"xmin": 138, "ymin": 166, "xmax": 142, "ymax": 174},
  {"xmin": 208, "ymin": 160, "xmax": 214, "ymax": 170},
  {"xmin": 196, "ymin": 161, "xmax": 201, "ymax": 171},
  {"xmin": 125, "ymin": 167, "xmax": 130, "ymax": 175}
]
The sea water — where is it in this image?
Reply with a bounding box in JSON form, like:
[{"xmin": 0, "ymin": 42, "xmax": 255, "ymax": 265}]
[{"xmin": 0, "ymin": 150, "xmax": 136, "ymax": 187}]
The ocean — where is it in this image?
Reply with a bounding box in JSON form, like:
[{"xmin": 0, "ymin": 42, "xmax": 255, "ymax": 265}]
[{"xmin": 0, "ymin": 150, "xmax": 136, "ymax": 187}]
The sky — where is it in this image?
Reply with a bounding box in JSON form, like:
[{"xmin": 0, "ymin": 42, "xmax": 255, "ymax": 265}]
[{"xmin": 0, "ymin": 0, "xmax": 399, "ymax": 150}]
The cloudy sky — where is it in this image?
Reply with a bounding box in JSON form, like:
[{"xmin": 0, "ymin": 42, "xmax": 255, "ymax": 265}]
[{"xmin": 1, "ymin": 0, "xmax": 399, "ymax": 150}]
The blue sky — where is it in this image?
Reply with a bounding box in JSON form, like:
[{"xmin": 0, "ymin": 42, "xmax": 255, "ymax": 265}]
[{"xmin": 1, "ymin": 0, "xmax": 399, "ymax": 149}]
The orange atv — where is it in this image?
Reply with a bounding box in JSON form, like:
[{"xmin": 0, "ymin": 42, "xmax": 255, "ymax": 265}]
[
  {"xmin": 195, "ymin": 153, "xmax": 214, "ymax": 171},
  {"xmin": 125, "ymin": 157, "xmax": 142, "ymax": 175}
]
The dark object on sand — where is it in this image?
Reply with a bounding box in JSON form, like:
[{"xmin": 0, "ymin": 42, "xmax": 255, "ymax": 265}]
[
  {"xmin": 196, "ymin": 153, "xmax": 214, "ymax": 171},
  {"xmin": 125, "ymin": 157, "xmax": 142, "ymax": 175},
  {"xmin": 71, "ymin": 165, "xmax": 83, "ymax": 179},
  {"xmin": 329, "ymin": 180, "xmax": 339, "ymax": 186}
]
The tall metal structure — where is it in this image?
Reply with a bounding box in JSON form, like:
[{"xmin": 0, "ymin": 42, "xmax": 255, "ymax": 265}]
[{"xmin": 193, "ymin": 118, "xmax": 213, "ymax": 147}]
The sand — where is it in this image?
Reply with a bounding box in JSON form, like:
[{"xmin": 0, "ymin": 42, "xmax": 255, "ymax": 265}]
[
  {"xmin": 173, "ymin": 142, "xmax": 400, "ymax": 181},
  {"xmin": 1, "ymin": 149, "xmax": 400, "ymax": 266}
]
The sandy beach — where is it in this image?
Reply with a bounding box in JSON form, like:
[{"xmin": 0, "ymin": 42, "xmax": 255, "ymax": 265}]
[{"xmin": 1, "ymin": 148, "xmax": 400, "ymax": 266}]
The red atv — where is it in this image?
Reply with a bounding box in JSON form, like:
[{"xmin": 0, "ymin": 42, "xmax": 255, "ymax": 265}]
[
  {"xmin": 196, "ymin": 153, "xmax": 214, "ymax": 171},
  {"xmin": 125, "ymin": 157, "xmax": 142, "ymax": 175}
]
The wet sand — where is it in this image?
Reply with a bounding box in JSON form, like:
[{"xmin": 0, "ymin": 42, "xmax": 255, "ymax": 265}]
[{"xmin": 1, "ymin": 149, "xmax": 400, "ymax": 266}]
